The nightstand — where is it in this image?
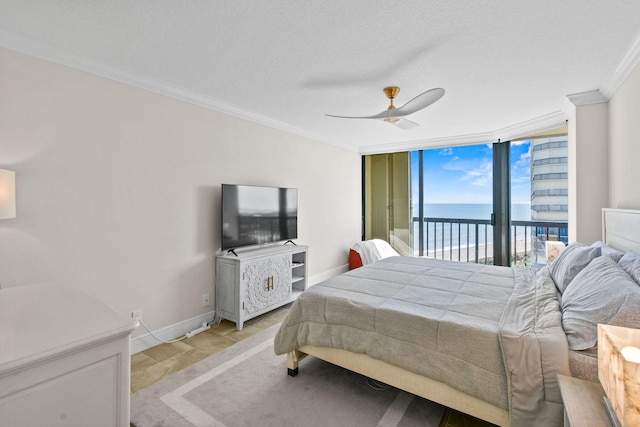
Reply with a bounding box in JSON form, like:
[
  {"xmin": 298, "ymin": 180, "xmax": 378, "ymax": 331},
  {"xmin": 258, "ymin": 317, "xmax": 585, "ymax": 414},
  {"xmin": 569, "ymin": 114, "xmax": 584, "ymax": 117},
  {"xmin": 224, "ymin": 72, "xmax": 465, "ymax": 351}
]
[{"xmin": 557, "ymin": 374, "xmax": 609, "ymax": 427}]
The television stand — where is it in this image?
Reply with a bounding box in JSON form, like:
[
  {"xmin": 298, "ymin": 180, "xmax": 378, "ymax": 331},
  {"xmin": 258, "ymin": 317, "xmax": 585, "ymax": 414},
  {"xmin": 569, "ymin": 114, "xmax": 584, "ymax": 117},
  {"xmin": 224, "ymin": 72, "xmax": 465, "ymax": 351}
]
[
  {"xmin": 226, "ymin": 249, "xmax": 239, "ymax": 257},
  {"xmin": 284, "ymin": 240, "xmax": 297, "ymax": 245},
  {"xmin": 215, "ymin": 245, "xmax": 308, "ymax": 330}
]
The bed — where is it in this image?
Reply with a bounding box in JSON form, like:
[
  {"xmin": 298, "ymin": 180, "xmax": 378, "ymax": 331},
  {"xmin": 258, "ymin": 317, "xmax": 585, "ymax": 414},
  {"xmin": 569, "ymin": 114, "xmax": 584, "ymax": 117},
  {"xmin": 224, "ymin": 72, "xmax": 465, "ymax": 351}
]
[{"xmin": 273, "ymin": 208, "xmax": 640, "ymax": 427}]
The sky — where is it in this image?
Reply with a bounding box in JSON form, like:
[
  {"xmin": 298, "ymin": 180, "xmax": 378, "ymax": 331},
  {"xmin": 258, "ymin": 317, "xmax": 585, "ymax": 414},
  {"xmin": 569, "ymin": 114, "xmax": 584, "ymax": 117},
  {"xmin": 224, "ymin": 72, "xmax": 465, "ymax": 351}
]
[{"xmin": 411, "ymin": 140, "xmax": 531, "ymax": 205}]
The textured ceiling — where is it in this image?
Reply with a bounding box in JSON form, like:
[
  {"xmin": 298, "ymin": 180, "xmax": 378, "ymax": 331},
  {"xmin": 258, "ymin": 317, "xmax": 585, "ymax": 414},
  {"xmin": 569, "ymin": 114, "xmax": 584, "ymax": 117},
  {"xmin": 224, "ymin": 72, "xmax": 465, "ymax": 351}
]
[{"xmin": 1, "ymin": 1, "xmax": 639, "ymax": 153}]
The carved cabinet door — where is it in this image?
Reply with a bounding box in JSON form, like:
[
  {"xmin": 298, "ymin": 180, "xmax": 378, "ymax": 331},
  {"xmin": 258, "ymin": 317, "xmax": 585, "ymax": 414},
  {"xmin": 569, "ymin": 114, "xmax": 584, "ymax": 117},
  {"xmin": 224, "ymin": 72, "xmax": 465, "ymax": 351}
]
[{"xmin": 242, "ymin": 254, "xmax": 292, "ymax": 315}]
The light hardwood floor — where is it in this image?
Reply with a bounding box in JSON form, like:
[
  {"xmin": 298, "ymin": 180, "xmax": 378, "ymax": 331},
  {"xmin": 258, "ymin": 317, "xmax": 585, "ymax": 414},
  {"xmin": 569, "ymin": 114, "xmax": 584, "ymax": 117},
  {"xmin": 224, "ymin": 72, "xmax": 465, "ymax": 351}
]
[{"xmin": 130, "ymin": 304, "xmax": 290, "ymax": 393}]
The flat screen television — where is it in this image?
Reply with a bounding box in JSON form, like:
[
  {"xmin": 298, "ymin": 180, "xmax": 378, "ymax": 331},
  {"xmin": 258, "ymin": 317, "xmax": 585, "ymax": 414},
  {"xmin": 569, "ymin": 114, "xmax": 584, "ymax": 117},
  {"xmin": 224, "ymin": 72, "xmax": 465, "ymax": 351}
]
[{"xmin": 221, "ymin": 184, "xmax": 298, "ymax": 251}]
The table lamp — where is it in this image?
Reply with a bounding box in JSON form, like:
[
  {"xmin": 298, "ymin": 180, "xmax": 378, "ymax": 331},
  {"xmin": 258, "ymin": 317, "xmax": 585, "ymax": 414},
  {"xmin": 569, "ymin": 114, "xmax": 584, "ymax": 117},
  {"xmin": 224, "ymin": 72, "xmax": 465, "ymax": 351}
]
[{"xmin": 598, "ymin": 324, "xmax": 640, "ymax": 427}]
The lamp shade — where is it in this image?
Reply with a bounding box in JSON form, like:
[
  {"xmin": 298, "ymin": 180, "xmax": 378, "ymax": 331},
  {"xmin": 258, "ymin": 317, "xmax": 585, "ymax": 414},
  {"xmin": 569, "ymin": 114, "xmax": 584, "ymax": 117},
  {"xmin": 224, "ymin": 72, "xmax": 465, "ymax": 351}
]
[
  {"xmin": 0, "ymin": 169, "xmax": 16, "ymax": 219},
  {"xmin": 598, "ymin": 324, "xmax": 640, "ymax": 427}
]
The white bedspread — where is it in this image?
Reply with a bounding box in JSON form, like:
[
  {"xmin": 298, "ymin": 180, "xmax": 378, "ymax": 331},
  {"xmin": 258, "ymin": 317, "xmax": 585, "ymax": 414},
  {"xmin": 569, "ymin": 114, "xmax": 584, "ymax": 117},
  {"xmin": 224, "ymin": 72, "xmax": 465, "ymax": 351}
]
[{"xmin": 274, "ymin": 256, "xmax": 570, "ymax": 426}]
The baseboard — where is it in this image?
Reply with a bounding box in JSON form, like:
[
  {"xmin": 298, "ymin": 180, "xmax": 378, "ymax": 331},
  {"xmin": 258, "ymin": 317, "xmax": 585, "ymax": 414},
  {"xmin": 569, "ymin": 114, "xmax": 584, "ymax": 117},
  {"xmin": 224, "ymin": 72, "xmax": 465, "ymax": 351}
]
[
  {"xmin": 308, "ymin": 264, "xmax": 348, "ymax": 286},
  {"xmin": 130, "ymin": 310, "xmax": 216, "ymax": 354}
]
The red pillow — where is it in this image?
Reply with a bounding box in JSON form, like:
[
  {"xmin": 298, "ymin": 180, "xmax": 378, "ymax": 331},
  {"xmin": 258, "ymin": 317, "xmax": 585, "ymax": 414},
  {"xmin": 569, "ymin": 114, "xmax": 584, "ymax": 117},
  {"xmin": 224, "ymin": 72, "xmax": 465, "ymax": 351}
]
[{"xmin": 349, "ymin": 249, "xmax": 363, "ymax": 270}]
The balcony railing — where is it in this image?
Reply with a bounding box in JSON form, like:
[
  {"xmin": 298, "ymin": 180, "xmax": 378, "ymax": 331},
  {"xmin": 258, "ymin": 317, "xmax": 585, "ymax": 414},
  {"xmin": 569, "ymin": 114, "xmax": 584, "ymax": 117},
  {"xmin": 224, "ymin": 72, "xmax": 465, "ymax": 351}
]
[{"xmin": 413, "ymin": 217, "xmax": 568, "ymax": 266}]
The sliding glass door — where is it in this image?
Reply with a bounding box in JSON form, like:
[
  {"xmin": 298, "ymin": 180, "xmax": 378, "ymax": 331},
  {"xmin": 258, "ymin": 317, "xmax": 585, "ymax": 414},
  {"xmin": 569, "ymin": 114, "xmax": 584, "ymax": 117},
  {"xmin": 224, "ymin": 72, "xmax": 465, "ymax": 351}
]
[{"xmin": 363, "ymin": 153, "xmax": 413, "ymax": 256}]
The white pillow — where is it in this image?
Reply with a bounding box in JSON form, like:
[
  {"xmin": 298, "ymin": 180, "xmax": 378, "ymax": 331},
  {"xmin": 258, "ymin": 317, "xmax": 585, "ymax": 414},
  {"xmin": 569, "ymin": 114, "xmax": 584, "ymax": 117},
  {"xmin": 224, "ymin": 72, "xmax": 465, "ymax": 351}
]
[{"xmin": 351, "ymin": 239, "xmax": 399, "ymax": 265}]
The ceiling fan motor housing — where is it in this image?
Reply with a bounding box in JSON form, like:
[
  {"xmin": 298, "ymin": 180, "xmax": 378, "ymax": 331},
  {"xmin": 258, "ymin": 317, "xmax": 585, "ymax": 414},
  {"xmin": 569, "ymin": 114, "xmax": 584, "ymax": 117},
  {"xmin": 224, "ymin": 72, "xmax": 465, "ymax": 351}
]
[
  {"xmin": 383, "ymin": 86, "xmax": 400, "ymax": 121},
  {"xmin": 383, "ymin": 86, "xmax": 400, "ymax": 99}
]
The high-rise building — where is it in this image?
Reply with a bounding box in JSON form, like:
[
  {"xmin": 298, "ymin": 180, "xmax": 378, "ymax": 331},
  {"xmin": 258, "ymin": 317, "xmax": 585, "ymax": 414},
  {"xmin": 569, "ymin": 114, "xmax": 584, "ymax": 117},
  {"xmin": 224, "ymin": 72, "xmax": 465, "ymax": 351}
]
[{"xmin": 530, "ymin": 136, "xmax": 568, "ymax": 222}]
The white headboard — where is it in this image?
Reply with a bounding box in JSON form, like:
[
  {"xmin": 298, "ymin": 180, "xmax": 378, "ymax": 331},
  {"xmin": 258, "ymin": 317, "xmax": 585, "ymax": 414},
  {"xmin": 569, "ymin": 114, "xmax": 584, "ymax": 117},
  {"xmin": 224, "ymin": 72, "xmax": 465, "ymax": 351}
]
[{"xmin": 602, "ymin": 208, "xmax": 640, "ymax": 252}]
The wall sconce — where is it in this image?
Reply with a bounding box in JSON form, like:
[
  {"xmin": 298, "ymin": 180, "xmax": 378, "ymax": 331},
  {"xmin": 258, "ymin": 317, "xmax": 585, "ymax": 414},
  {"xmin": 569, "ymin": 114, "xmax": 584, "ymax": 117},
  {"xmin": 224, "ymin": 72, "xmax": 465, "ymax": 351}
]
[{"xmin": 0, "ymin": 169, "xmax": 16, "ymax": 219}]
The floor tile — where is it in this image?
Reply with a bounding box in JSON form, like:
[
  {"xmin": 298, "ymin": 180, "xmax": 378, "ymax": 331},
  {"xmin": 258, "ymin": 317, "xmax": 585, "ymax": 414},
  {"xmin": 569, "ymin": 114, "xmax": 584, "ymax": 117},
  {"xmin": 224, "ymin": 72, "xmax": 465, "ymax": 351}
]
[
  {"xmin": 142, "ymin": 340, "xmax": 194, "ymax": 363},
  {"xmin": 183, "ymin": 330, "xmax": 236, "ymax": 355},
  {"xmin": 131, "ymin": 306, "xmax": 288, "ymax": 393},
  {"xmin": 131, "ymin": 351, "xmax": 157, "ymax": 372},
  {"xmin": 131, "ymin": 348, "xmax": 209, "ymax": 393}
]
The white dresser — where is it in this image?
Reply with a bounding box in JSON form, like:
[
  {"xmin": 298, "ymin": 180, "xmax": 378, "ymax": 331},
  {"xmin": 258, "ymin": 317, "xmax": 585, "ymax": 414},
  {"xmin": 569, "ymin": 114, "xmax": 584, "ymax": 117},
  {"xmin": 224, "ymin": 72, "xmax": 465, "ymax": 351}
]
[
  {"xmin": 0, "ymin": 283, "xmax": 138, "ymax": 427},
  {"xmin": 216, "ymin": 245, "xmax": 308, "ymax": 330}
]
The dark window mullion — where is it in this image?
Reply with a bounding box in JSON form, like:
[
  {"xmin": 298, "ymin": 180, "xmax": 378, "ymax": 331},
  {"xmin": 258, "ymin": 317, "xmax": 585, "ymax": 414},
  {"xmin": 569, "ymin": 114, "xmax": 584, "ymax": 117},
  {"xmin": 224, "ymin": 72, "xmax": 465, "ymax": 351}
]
[
  {"xmin": 418, "ymin": 150, "xmax": 424, "ymax": 256},
  {"xmin": 492, "ymin": 141, "xmax": 511, "ymax": 266}
]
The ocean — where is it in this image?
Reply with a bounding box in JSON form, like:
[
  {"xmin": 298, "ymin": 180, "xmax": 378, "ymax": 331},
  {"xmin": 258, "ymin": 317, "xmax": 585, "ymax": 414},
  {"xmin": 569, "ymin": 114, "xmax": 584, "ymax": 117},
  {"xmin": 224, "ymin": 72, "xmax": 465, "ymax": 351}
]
[{"xmin": 414, "ymin": 203, "xmax": 532, "ymax": 220}]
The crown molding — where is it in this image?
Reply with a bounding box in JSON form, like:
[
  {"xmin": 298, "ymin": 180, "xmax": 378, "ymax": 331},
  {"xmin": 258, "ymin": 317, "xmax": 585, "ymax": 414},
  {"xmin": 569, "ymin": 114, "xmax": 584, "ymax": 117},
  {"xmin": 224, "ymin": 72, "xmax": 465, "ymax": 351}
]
[
  {"xmin": 600, "ymin": 29, "xmax": 640, "ymax": 99},
  {"xmin": 494, "ymin": 111, "xmax": 567, "ymax": 142},
  {"xmin": 566, "ymin": 90, "xmax": 608, "ymax": 106},
  {"xmin": 358, "ymin": 111, "xmax": 567, "ymax": 154},
  {"xmin": 0, "ymin": 28, "xmax": 349, "ymax": 152}
]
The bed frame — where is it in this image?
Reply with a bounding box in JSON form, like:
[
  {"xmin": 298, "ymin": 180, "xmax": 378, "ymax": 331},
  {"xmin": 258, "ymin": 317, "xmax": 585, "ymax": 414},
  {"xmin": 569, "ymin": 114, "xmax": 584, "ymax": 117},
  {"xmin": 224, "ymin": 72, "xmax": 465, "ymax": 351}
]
[{"xmin": 286, "ymin": 208, "xmax": 640, "ymax": 427}]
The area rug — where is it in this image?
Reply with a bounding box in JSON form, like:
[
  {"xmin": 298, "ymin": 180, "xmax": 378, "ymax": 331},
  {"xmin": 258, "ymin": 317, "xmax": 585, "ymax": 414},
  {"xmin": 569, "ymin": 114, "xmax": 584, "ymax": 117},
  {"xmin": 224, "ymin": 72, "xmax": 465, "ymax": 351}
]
[{"xmin": 130, "ymin": 323, "xmax": 447, "ymax": 427}]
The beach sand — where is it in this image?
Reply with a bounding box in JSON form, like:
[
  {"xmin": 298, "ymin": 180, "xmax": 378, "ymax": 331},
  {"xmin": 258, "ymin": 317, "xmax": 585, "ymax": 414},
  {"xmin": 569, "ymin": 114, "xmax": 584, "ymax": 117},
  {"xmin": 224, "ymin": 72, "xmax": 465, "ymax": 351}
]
[{"xmin": 423, "ymin": 238, "xmax": 545, "ymax": 265}]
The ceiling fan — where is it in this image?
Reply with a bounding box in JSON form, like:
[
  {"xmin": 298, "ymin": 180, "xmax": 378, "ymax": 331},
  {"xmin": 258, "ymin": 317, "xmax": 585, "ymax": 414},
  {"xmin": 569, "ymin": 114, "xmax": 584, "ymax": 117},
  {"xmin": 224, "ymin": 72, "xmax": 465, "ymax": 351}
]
[{"xmin": 326, "ymin": 86, "xmax": 445, "ymax": 130}]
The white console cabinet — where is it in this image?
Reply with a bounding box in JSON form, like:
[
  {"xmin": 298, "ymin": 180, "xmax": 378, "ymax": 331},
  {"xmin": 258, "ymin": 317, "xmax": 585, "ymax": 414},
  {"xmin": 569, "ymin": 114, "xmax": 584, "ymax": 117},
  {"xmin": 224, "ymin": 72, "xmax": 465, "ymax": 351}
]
[
  {"xmin": 216, "ymin": 245, "xmax": 308, "ymax": 330},
  {"xmin": 0, "ymin": 283, "xmax": 138, "ymax": 427}
]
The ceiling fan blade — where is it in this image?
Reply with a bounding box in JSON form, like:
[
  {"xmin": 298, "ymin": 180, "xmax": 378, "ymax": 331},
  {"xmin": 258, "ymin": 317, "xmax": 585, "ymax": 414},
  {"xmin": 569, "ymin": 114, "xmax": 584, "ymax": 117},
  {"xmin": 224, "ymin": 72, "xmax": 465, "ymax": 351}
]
[
  {"xmin": 325, "ymin": 110, "xmax": 390, "ymax": 120},
  {"xmin": 394, "ymin": 87, "xmax": 445, "ymax": 116},
  {"xmin": 381, "ymin": 117, "xmax": 420, "ymax": 130},
  {"xmin": 393, "ymin": 118, "xmax": 420, "ymax": 130},
  {"xmin": 327, "ymin": 113, "xmax": 420, "ymax": 130}
]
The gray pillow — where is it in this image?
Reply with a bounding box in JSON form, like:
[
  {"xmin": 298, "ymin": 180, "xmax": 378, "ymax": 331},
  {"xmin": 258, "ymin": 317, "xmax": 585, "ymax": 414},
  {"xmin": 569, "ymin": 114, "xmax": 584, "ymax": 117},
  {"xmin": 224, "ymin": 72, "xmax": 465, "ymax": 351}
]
[
  {"xmin": 549, "ymin": 242, "xmax": 601, "ymax": 293},
  {"xmin": 619, "ymin": 250, "xmax": 640, "ymax": 285},
  {"xmin": 591, "ymin": 240, "xmax": 624, "ymax": 263},
  {"xmin": 561, "ymin": 256, "xmax": 640, "ymax": 350}
]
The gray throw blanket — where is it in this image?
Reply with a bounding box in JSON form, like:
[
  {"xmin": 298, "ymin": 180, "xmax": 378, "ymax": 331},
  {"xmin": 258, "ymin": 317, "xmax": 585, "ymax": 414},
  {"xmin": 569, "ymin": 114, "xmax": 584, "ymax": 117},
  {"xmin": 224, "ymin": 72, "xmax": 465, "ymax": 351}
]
[{"xmin": 274, "ymin": 256, "xmax": 569, "ymax": 426}]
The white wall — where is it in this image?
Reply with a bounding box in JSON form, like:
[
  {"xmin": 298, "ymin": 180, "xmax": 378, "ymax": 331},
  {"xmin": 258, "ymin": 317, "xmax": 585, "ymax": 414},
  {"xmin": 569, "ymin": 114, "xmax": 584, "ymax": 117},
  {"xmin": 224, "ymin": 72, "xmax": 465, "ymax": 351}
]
[
  {"xmin": 609, "ymin": 62, "xmax": 640, "ymax": 209},
  {"xmin": 567, "ymin": 61, "xmax": 640, "ymax": 244},
  {"xmin": 0, "ymin": 48, "xmax": 362, "ymax": 338},
  {"xmin": 567, "ymin": 102, "xmax": 609, "ymax": 244}
]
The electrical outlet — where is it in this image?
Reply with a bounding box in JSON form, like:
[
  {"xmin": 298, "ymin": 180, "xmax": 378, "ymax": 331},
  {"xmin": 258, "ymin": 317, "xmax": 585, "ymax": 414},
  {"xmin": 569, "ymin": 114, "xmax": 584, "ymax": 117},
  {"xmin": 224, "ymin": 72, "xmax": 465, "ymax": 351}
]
[
  {"xmin": 132, "ymin": 309, "xmax": 143, "ymax": 321},
  {"xmin": 202, "ymin": 293, "xmax": 210, "ymax": 307}
]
